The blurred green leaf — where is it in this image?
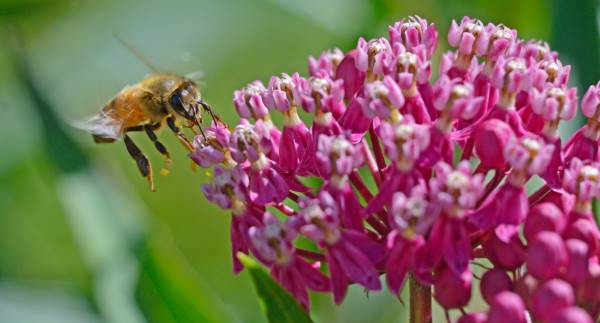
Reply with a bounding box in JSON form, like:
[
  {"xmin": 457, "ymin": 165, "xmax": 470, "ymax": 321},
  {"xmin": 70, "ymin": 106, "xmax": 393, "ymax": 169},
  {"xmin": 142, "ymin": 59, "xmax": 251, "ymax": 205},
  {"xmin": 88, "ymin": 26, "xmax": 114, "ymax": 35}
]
[
  {"xmin": 136, "ymin": 231, "xmax": 234, "ymax": 323},
  {"xmin": 551, "ymin": 0, "xmax": 600, "ymax": 88},
  {"xmin": 237, "ymin": 253, "xmax": 313, "ymax": 323}
]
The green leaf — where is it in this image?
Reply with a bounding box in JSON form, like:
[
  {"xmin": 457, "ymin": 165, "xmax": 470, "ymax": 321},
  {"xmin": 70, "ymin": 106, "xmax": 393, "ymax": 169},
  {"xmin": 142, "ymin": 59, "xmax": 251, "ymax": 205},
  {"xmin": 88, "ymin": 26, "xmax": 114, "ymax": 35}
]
[
  {"xmin": 237, "ymin": 253, "xmax": 314, "ymax": 323},
  {"xmin": 135, "ymin": 231, "xmax": 235, "ymax": 323}
]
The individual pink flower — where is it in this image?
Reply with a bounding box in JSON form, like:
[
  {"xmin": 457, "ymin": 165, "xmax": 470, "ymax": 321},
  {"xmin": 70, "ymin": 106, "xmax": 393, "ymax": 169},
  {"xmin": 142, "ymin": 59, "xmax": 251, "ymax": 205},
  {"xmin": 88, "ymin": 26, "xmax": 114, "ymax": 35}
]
[
  {"xmin": 476, "ymin": 23, "xmax": 517, "ymax": 61},
  {"xmin": 388, "ymin": 16, "xmax": 438, "ymax": 59},
  {"xmin": 355, "ymin": 37, "xmax": 393, "ymax": 78},
  {"xmin": 426, "ymin": 161, "xmax": 484, "ymax": 275},
  {"xmin": 249, "ymin": 212, "xmax": 330, "ymax": 309},
  {"xmin": 298, "ymin": 191, "xmax": 383, "ymax": 303},
  {"xmin": 385, "ymin": 184, "xmax": 434, "ymax": 292},
  {"xmin": 448, "ymin": 17, "xmax": 485, "ymax": 57},
  {"xmin": 190, "ymin": 122, "xmax": 232, "ymax": 167},
  {"xmin": 233, "ymin": 80, "xmax": 271, "ymax": 119},
  {"xmin": 358, "ymin": 76, "xmax": 405, "ymax": 120},
  {"xmin": 308, "ymin": 48, "xmax": 344, "ymax": 78}
]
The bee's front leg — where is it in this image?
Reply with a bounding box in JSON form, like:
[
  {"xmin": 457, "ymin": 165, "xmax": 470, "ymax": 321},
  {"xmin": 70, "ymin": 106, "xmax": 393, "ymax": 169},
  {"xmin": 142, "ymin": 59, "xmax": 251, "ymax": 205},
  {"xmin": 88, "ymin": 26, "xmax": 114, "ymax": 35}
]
[
  {"xmin": 166, "ymin": 116, "xmax": 194, "ymax": 152},
  {"xmin": 123, "ymin": 134, "xmax": 155, "ymax": 192}
]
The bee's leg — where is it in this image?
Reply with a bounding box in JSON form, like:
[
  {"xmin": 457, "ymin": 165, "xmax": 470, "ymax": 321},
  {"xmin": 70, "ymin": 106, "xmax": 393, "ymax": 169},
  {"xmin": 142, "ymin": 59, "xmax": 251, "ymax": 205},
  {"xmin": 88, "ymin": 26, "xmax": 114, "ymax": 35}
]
[
  {"xmin": 166, "ymin": 116, "xmax": 194, "ymax": 152},
  {"xmin": 144, "ymin": 124, "xmax": 172, "ymax": 176},
  {"xmin": 124, "ymin": 134, "xmax": 155, "ymax": 192}
]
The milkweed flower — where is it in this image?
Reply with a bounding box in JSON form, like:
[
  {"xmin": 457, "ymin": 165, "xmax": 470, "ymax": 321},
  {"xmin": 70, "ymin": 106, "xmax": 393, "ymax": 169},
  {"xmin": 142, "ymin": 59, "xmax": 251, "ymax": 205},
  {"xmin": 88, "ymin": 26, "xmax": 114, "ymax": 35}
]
[{"xmin": 189, "ymin": 15, "xmax": 600, "ymax": 320}]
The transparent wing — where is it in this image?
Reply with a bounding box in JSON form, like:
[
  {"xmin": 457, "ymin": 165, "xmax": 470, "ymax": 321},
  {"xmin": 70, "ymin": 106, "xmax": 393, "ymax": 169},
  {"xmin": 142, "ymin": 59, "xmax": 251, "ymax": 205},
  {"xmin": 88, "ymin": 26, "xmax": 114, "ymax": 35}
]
[{"xmin": 72, "ymin": 111, "xmax": 124, "ymax": 140}]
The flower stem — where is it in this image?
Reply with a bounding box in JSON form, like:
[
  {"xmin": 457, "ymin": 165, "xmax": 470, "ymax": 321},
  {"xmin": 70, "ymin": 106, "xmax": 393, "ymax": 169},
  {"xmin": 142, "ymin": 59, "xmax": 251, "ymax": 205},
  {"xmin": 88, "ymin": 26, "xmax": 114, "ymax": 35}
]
[{"xmin": 410, "ymin": 274, "xmax": 432, "ymax": 323}]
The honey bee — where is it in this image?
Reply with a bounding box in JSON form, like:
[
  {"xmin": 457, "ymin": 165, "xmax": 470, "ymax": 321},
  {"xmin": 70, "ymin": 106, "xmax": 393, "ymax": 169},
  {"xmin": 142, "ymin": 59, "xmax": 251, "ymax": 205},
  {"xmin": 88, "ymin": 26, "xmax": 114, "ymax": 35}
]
[{"xmin": 78, "ymin": 73, "xmax": 220, "ymax": 191}]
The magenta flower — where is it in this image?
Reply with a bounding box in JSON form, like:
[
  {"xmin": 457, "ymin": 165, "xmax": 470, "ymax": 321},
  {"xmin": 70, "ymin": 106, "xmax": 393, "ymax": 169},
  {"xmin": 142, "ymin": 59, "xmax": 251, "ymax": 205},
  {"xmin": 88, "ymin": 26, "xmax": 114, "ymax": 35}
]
[
  {"xmin": 298, "ymin": 191, "xmax": 383, "ymax": 303},
  {"xmin": 308, "ymin": 48, "xmax": 344, "ymax": 78},
  {"xmin": 388, "ymin": 16, "xmax": 438, "ymax": 59},
  {"xmin": 186, "ymin": 15, "xmax": 600, "ymax": 321},
  {"xmin": 249, "ymin": 213, "xmax": 330, "ymax": 309}
]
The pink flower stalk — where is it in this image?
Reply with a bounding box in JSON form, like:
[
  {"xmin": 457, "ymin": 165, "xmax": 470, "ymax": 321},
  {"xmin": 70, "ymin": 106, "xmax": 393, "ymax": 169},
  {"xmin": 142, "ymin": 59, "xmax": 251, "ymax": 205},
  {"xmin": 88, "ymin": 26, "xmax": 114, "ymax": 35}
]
[{"xmin": 188, "ymin": 15, "xmax": 600, "ymax": 320}]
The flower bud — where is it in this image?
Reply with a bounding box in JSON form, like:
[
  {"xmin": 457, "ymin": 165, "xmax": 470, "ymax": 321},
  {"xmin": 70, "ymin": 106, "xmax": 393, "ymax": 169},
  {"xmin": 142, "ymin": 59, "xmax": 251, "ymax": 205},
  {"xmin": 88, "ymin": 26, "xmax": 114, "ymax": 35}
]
[
  {"xmin": 474, "ymin": 119, "xmax": 514, "ymax": 170},
  {"xmin": 581, "ymin": 81, "xmax": 600, "ymax": 120},
  {"xmin": 457, "ymin": 312, "xmax": 487, "ymax": 323},
  {"xmin": 524, "ymin": 202, "xmax": 566, "ymax": 242},
  {"xmin": 514, "ymin": 274, "xmax": 538, "ymax": 308},
  {"xmin": 548, "ymin": 307, "xmax": 593, "ymax": 323},
  {"xmin": 564, "ymin": 239, "xmax": 589, "ymax": 285},
  {"xmin": 481, "ymin": 268, "xmax": 513, "ymax": 304},
  {"xmin": 433, "ymin": 265, "xmax": 472, "ymax": 309},
  {"xmin": 487, "ymin": 291, "xmax": 526, "ymax": 323},
  {"xmin": 527, "ymin": 231, "xmax": 568, "ymax": 280},
  {"xmin": 531, "ymin": 279, "xmax": 574, "ymax": 321},
  {"xmin": 482, "ymin": 233, "xmax": 526, "ymax": 270},
  {"xmin": 563, "ymin": 219, "xmax": 599, "ymax": 256}
]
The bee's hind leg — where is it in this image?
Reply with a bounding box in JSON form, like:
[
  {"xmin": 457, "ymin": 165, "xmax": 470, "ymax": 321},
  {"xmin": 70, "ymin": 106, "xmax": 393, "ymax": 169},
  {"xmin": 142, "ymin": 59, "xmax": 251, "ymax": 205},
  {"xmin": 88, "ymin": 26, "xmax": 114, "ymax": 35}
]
[
  {"xmin": 144, "ymin": 124, "xmax": 172, "ymax": 176},
  {"xmin": 124, "ymin": 134, "xmax": 155, "ymax": 192}
]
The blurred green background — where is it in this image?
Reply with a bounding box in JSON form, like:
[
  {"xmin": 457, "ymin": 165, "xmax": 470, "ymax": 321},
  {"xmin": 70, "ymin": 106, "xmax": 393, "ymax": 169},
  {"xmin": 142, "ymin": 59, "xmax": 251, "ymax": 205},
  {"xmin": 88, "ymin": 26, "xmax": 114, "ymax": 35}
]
[{"xmin": 0, "ymin": 0, "xmax": 598, "ymax": 322}]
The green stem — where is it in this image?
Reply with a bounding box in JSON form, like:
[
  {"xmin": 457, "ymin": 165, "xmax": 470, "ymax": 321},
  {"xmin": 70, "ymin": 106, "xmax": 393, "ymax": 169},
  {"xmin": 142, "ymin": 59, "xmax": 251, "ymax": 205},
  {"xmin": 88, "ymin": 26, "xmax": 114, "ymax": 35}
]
[{"xmin": 410, "ymin": 274, "xmax": 432, "ymax": 323}]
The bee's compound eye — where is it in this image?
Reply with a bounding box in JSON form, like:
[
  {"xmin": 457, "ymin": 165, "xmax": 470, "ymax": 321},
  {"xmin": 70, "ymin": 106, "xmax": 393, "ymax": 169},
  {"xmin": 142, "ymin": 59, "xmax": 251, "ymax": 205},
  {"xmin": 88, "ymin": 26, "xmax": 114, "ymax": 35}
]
[{"xmin": 170, "ymin": 93, "xmax": 183, "ymax": 110}]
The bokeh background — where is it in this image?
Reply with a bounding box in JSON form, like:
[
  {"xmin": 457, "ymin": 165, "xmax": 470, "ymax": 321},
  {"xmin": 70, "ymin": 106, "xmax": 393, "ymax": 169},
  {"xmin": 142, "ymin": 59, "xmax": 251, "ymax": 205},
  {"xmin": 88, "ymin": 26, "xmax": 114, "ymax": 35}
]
[{"xmin": 0, "ymin": 0, "xmax": 598, "ymax": 322}]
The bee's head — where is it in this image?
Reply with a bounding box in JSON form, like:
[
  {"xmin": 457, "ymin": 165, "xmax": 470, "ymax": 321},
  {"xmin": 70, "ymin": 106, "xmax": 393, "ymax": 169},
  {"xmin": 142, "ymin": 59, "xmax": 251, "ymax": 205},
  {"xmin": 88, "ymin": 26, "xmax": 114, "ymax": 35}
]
[{"xmin": 168, "ymin": 80, "xmax": 201, "ymax": 121}]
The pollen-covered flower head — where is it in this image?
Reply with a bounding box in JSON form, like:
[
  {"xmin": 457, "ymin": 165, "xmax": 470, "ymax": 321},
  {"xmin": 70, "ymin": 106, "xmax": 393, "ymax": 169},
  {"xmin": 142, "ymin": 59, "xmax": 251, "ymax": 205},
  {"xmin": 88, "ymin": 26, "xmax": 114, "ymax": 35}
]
[
  {"xmin": 191, "ymin": 122, "xmax": 232, "ymax": 167},
  {"xmin": 360, "ymin": 75, "xmax": 405, "ymax": 119},
  {"xmin": 378, "ymin": 118, "xmax": 430, "ymax": 170},
  {"xmin": 355, "ymin": 37, "xmax": 393, "ymax": 76},
  {"xmin": 490, "ymin": 57, "xmax": 531, "ymax": 94},
  {"xmin": 531, "ymin": 59, "xmax": 571, "ymax": 89},
  {"xmin": 298, "ymin": 191, "xmax": 341, "ymax": 245},
  {"xmin": 229, "ymin": 119, "xmax": 272, "ymax": 165},
  {"xmin": 298, "ymin": 76, "xmax": 345, "ymax": 114},
  {"xmin": 388, "ymin": 15, "xmax": 438, "ymax": 59},
  {"xmin": 433, "ymin": 76, "xmax": 483, "ymax": 120},
  {"xmin": 448, "ymin": 17, "xmax": 485, "ymax": 56},
  {"xmin": 429, "ymin": 161, "xmax": 484, "ymax": 217},
  {"xmin": 582, "ymin": 81, "xmax": 600, "ymax": 120},
  {"xmin": 201, "ymin": 165, "xmax": 248, "ymax": 214},
  {"xmin": 391, "ymin": 47, "xmax": 431, "ymax": 89},
  {"xmin": 390, "ymin": 183, "xmax": 433, "ymax": 237},
  {"xmin": 233, "ymin": 80, "xmax": 270, "ymax": 119},
  {"xmin": 476, "ymin": 23, "xmax": 517, "ymax": 60},
  {"xmin": 308, "ymin": 48, "xmax": 344, "ymax": 78},
  {"xmin": 516, "ymin": 39, "xmax": 557, "ymax": 63},
  {"xmin": 504, "ymin": 136, "xmax": 554, "ymax": 176},
  {"xmin": 249, "ymin": 212, "xmax": 297, "ymax": 266},
  {"xmin": 563, "ymin": 158, "xmax": 600, "ymax": 202},
  {"xmin": 266, "ymin": 73, "xmax": 305, "ymax": 112},
  {"xmin": 530, "ymin": 85, "xmax": 578, "ymax": 124},
  {"xmin": 315, "ymin": 134, "xmax": 363, "ymax": 181}
]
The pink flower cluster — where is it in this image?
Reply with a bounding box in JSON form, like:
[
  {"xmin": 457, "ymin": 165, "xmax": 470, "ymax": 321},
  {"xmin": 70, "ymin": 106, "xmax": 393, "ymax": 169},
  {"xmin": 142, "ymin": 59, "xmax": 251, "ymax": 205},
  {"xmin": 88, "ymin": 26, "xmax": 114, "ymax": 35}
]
[{"xmin": 191, "ymin": 16, "xmax": 600, "ymax": 321}]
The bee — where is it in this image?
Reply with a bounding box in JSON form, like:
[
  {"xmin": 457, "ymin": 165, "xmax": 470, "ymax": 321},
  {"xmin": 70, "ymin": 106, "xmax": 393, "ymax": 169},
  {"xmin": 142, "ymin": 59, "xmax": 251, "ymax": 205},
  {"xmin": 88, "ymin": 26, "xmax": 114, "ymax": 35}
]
[{"xmin": 78, "ymin": 73, "xmax": 220, "ymax": 191}]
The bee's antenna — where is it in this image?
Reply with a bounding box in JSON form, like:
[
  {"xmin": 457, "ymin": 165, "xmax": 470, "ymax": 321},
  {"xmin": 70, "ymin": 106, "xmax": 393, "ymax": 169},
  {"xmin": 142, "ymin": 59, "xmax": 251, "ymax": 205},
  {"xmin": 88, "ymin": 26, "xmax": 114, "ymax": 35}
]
[
  {"xmin": 112, "ymin": 31, "xmax": 161, "ymax": 73},
  {"xmin": 196, "ymin": 116, "xmax": 207, "ymax": 141},
  {"xmin": 199, "ymin": 100, "xmax": 224, "ymax": 126}
]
